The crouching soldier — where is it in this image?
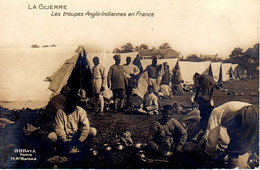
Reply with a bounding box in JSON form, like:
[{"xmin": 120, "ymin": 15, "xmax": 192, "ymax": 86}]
[
  {"xmin": 202, "ymin": 101, "xmax": 259, "ymax": 169},
  {"xmin": 48, "ymin": 93, "xmax": 97, "ymax": 153},
  {"xmin": 146, "ymin": 105, "xmax": 187, "ymax": 156}
]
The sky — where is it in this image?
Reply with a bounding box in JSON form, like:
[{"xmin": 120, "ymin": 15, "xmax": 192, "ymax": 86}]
[{"xmin": 0, "ymin": 0, "xmax": 259, "ymax": 58}]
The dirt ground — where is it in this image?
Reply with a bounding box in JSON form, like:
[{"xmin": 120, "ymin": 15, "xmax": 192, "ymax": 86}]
[{"xmin": 0, "ymin": 79, "xmax": 259, "ymax": 168}]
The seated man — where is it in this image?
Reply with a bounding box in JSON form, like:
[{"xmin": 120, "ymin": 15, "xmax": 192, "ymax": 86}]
[
  {"xmin": 48, "ymin": 93, "xmax": 97, "ymax": 153},
  {"xmin": 171, "ymin": 67, "xmax": 184, "ymax": 96},
  {"xmin": 158, "ymin": 84, "xmax": 172, "ymax": 99},
  {"xmin": 146, "ymin": 105, "xmax": 187, "ymax": 156},
  {"xmin": 135, "ymin": 85, "xmax": 159, "ymax": 115}
]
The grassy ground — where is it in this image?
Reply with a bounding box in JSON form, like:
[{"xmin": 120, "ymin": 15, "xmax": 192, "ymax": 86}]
[{"xmin": 0, "ymin": 79, "xmax": 259, "ymax": 168}]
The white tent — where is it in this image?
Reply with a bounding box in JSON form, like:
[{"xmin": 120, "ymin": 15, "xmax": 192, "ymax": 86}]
[
  {"xmin": 231, "ymin": 64, "xmax": 246, "ymax": 80},
  {"xmin": 231, "ymin": 64, "xmax": 238, "ymax": 79},
  {"xmin": 219, "ymin": 63, "xmax": 232, "ymax": 82},
  {"xmin": 209, "ymin": 62, "xmax": 222, "ymax": 82},
  {"xmin": 0, "ymin": 46, "xmax": 144, "ymax": 110},
  {"xmin": 175, "ymin": 61, "xmax": 211, "ymax": 84},
  {"xmin": 48, "ymin": 51, "xmax": 142, "ymax": 99},
  {"xmin": 231, "ymin": 64, "xmax": 238, "ymax": 71},
  {"xmin": 0, "ymin": 46, "xmax": 78, "ymax": 109}
]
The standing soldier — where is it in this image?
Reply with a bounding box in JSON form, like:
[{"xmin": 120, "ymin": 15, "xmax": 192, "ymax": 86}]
[
  {"xmin": 92, "ymin": 57, "xmax": 106, "ymax": 114},
  {"xmin": 143, "ymin": 57, "xmax": 162, "ymax": 92},
  {"xmin": 108, "ymin": 55, "xmax": 128, "ymax": 111},
  {"xmin": 161, "ymin": 62, "xmax": 171, "ymax": 85},
  {"xmin": 123, "ymin": 56, "xmax": 140, "ymax": 108}
]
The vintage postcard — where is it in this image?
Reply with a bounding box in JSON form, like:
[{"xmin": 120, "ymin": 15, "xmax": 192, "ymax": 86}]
[{"xmin": 0, "ymin": 0, "xmax": 259, "ymax": 169}]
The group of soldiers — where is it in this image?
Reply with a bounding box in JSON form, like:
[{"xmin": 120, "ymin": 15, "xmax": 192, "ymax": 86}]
[
  {"xmin": 45, "ymin": 54, "xmax": 259, "ymax": 169},
  {"xmin": 92, "ymin": 54, "xmax": 140, "ymax": 114},
  {"xmin": 92, "ymin": 54, "xmax": 188, "ymax": 115}
]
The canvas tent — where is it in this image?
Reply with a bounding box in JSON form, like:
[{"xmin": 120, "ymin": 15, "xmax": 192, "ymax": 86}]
[
  {"xmin": 48, "ymin": 50, "xmax": 116, "ymax": 100},
  {"xmin": 174, "ymin": 61, "xmax": 211, "ymax": 85},
  {"xmin": 0, "ymin": 45, "xmax": 143, "ymax": 110},
  {"xmin": 0, "ymin": 46, "xmax": 78, "ymax": 110},
  {"xmin": 48, "ymin": 49, "xmax": 147, "ymax": 100},
  {"xmin": 231, "ymin": 64, "xmax": 247, "ymax": 80},
  {"xmin": 208, "ymin": 62, "xmax": 222, "ymax": 82},
  {"xmin": 48, "ymin": 49, "xmax": 141, "ymax": 99},
  {"xmin": 231, "ymin": 64, "xmax": 238, "ymax": 79},
  {"xmin": 218, "ymin": 63, "xmax": 232, "ymax": 82}
]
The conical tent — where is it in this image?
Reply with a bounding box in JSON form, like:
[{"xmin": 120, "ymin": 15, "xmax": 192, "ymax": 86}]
[
  {"xmin": 231, "ymin": 64, "xmax": 246, "ymax": 80},
  {"xmin": 0, "ymin": 46, "xmax": 148, "ymax": 110},
  {"xmin": 175, "ymin": 61, "xmax": 211, "ymax": 84},
  {"xmin": 48, "ymin": 49, "xmax": 117, "ymax": 100},
  {"xmin": 210, "ymin": 62, "xmax": 222, "ymax": 82},
  {"xmin": 231, "ymin": 64, "xmax": 238, "ymax": 79},
  {"xmin": 49, "ymin": 49, "xmax": 146, "ymax": 99},
  {"xmin": 219, "ymin": 63, "xmax": 232, "ymax": 82}
]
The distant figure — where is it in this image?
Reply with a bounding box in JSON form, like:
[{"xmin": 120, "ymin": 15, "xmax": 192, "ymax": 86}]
[
  {"xmin": 123, "ymin": 56, "xmax": 140, "ymax": 108},
  {"xmin": 203, "ymin": 101, "xmax": 259, "ymax": 169},
  {"xmin": 146, "ymin": 105, "xmax": 187, "ymax": 156},
  {"xmin": 92, "ymin": 57, "xmax": 106, "ymax": 114},
  {"xmin": 48, "ymin": 93, "xmax": 97, "ymax": 153},
  {"xmin": 132, "ymin": 54, "xmax": 143, "ymax": 76},
  {"xmin": 45, "ymin": 85, "xmax": 71, "ymax": 120},
  {"xmin": 171, "ymin": 67, "xmax": 184, "ymax": 96},
  {"xmin": 161, "ymin": 62, "xmax": 171, "ymax": 86},
  {"xmin": 107, "ymin": 55, "xmax": 128, "ymax": 111},
  {"xmin": 131, "ymin": 54, "xmax": 143, "ymax": 89},
  {"xmin": 143, "ymin": 58, "xmax": 162, "ymax": 92},
  {"xmin": 193, "ymin": 72, "xmax": 218, "ymax": 106}
]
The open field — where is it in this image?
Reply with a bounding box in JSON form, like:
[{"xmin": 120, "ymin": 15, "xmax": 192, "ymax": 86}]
[{"xmin": 0, "ymin": 79, "xmax": 259, "ymax": 168}]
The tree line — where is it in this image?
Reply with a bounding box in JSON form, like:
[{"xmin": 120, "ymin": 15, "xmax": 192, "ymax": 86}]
[
  {"xmin": 225, "ymin": 43, "xmax": 259, "ymax": 78},
  {"xmin": 113, "ymin": 42, "xmax": 172, "ymax": 53}
]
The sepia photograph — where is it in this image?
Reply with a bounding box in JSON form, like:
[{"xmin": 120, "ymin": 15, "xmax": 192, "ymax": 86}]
[{"xmin": 0, "ymin": 0, "xmax": 259, "ymax": 169}]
